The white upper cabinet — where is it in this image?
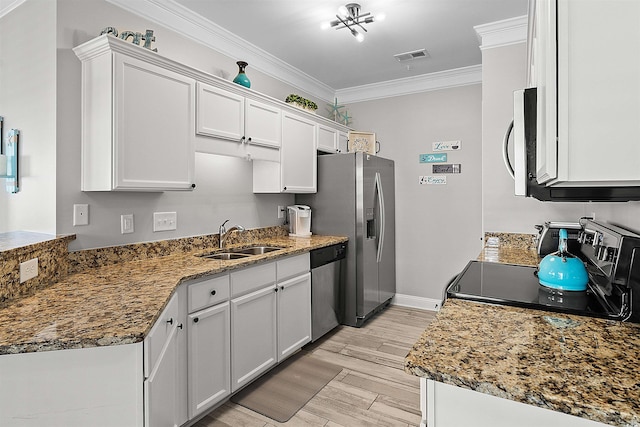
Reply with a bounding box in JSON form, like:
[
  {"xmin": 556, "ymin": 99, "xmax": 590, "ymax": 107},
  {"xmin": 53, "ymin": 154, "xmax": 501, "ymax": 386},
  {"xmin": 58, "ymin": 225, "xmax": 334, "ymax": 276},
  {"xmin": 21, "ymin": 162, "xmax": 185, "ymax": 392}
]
[
  {"xmin": 253, "ymin": 112, "xmax": 318, "ymax": 193},
  {"xmin": 196, "ymin": 83, "xmax": 245, "ymax": 143},
  {"xmin": 75, "ymin": 34, "xmax": 350, "ymax": 193},
  {"xmin": 195, "ymin": 82, "xmax": 280, "ymax": 162},
  {"xmin": 534, "ymin": 0, "xmax": 640, "ymax": 186},
  {"xmin": 74, "ymin": 35, "xmax": 196, "ymax": 191},
  {"xmin": 317, "ymin": 124, "xmax": 339, "ymax": 153}
]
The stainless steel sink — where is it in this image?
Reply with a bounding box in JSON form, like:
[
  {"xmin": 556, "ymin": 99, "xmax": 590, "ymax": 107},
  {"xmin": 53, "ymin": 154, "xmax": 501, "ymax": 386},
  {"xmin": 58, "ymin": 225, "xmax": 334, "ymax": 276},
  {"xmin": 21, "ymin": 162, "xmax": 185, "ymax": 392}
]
[
  {"xmin": 198, "ymin": 246, "xmax": 284, "ymax": 260},
  {"xmin": 231, "ymin": 246, "xmax": 283, "ymax": 255},
  {"xmin": 202, "ymin": 252, "xmax": 251, "ymax": 260}
]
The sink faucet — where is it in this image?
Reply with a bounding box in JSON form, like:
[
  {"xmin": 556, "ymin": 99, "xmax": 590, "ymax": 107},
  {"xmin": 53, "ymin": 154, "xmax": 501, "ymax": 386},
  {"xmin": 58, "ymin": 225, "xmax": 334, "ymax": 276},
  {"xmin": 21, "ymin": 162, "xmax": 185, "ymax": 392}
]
[{"xmin": 219, "ymin": 219, "xmax": 245, "ymax": 249}]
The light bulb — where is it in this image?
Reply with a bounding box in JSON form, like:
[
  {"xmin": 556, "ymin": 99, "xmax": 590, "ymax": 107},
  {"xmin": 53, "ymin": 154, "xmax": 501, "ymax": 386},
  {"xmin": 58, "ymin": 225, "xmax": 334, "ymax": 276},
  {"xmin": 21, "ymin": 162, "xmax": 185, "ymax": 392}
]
[
  {"xmin": 376, "ymin": 13, "xmax": 386, "ymax": 22},
  {"xmin": 351, "ymin": 29, "xmax": 364, "ymax": 42},
  {"xmin": 338, "ymin": 5, "xmax": 349, "ymax": 18},
  {"xmin": 321, "ymin": 21, "xmax": 331, "ymax": 30}
]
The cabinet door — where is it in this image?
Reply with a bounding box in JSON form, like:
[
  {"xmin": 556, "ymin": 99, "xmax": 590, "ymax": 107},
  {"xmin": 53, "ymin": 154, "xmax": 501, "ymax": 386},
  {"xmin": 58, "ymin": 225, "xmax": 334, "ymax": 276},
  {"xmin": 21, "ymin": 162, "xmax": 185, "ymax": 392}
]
[
  {"xmin": 230, "ymin": 285, "xmax": 277, "ymax": 392},
  {"xmin": 196, "ymin": 82, "xmax": 244, "ymax": 141},
  {"xmin": 317, "ymin": 124, "xmax": 338, "ymax": 153},
  {"xmin": 245, "ymin": 99, "xmax": 281, "ymax": 149},
  {"xmin": 277, "ymin": 272, "xmax": 311, "ymax": 362},
  {"xmin": 144, "ymin": 293, "xmax": 179, "ymax": 378},
  {"xmin": 144, "ymin": 316, "xmax": 179, "ymax": 427},
  {"xmin": 338, "ymin": 131, "xmax": 349, "ymax": 154},
  {"xmin": 533, "ymin": 0, "xmax": 557, "ymax": 184},
  {"xmin": 281, "ymin": 112, "xmax": 317, "ymax": 193},
  {"xmin": 114, "ymin": 53, "xmax": 195, "ymax": 190},
  {"xmin": 556, "ymin": 0, "xmax": 640, "ymax": 184},
  {"xmin": 195, "ymin": 82, "xmax": 248, "ymax": 158},
  {"xmin": 187, "ymin": 302, "xmax": 231, "ymax": 418}
]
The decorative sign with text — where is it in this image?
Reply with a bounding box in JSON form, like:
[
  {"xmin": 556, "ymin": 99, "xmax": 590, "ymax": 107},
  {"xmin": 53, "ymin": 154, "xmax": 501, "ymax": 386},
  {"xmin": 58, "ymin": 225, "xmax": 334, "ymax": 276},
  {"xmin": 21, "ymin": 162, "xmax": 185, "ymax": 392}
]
[
  {"xmin": 432, "ymin": 140, "xmax": 461, "ymax": 151},
  {"xmin": 100, "ymin": 27, "xmax": 157, "ymax": 52},
  {"xmin": 419, "ymin": 153, "xmax": 447, "ymax": 163},
  {"xmin": 419, "ymin": 176, "xmax": 447, "ymax": 185},
  {"xmin": 432, "ymin": 164, "xmax": 462, "ymax": 174}
]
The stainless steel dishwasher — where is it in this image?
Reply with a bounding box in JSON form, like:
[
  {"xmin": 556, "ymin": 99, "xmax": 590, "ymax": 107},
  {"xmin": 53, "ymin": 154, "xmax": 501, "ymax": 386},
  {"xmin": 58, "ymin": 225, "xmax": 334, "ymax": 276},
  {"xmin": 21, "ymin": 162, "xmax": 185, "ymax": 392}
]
[{"xmin": 310, "ymin": 242, "xmax": 346, "ymax": 342}]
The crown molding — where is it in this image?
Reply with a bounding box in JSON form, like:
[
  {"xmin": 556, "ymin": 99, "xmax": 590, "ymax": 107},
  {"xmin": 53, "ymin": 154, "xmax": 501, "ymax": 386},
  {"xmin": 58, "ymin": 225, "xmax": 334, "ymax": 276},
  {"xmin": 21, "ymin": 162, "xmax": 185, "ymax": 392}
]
[
  {"xmin": 106, "ymin": 0, "xmax": 336, "ymax": 103},
  {"xmin": 336, "ymin": 65, "xmax": 482, "ymax": 104},
  {"xmin": 474, "ymin": 15, "xmax": 528, "ymax": 50},
  {"xmin": 105, "ymin": 0, "xmax": 523, "ymax": 105},
  {"xmin": 0, "ymin": 0, "xmax": 25, "ymax": 19}
]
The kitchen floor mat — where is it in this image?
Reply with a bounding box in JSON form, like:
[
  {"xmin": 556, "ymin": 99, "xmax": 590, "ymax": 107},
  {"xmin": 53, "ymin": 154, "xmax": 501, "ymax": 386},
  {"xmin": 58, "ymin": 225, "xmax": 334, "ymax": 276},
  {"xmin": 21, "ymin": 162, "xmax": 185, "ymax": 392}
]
[{"xmin": 230, "ymin": 352, "xmax": 342, "ymax": 422}]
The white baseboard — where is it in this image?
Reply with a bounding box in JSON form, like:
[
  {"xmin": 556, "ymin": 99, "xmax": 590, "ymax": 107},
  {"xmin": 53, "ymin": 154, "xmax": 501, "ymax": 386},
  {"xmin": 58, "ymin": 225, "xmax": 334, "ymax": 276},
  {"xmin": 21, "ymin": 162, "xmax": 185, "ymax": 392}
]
[{"xmin": 392, "ymin": 294, "xmax": 442, "ymax": 311}]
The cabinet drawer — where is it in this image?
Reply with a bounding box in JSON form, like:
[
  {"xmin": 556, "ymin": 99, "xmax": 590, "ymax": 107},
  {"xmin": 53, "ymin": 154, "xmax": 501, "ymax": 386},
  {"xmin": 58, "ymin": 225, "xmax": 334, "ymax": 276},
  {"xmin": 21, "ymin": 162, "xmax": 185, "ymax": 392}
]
[
  {"xmin": 144, "ymin": 292, "xmax": 179, "ymax": 378},
  {"xmin": 231, "ymin": 262, "xmax": 276, "ymax": 297},
  {"xmin": 277, "ymin": 253, "xmax": 310, "ymax": 281},
  {"xmin": 188, "ymin": 274, "xmax": 230, "ymax": 313}
]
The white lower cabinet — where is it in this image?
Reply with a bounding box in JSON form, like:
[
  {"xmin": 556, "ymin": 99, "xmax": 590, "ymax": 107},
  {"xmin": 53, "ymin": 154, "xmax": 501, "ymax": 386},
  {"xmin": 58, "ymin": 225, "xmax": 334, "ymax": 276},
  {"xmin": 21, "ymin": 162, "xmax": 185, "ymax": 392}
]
[
  {"xmin": 144, "ymin": 292, "xmax": 187, "ymax": 427},
  {"xmin": 188, "ymin": 301, "xmax": 231, "ymax": 418},
  {"xmin": 230, "ymin": 285, "xmax": 278, "ymax": 392},
  {"xmin": 277, "ymin": 272, "xmax": 311, "ymax": 362}
]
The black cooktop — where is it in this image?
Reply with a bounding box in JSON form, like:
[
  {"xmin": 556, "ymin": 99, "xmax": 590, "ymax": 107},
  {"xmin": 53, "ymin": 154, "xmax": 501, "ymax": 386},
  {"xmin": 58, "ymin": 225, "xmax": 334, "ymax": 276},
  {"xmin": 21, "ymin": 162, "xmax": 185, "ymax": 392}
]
[{"xmin": 446, "ymin": 260, "xmax": 626, "ymax": 320}]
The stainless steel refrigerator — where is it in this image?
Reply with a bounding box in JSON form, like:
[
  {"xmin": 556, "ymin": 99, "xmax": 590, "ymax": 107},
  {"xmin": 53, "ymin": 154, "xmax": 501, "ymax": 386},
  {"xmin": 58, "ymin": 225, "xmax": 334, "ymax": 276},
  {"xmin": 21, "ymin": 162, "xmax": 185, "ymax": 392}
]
[{"xmin": 297, "ymin": 152, "xmax": 395, "ymax": 327}]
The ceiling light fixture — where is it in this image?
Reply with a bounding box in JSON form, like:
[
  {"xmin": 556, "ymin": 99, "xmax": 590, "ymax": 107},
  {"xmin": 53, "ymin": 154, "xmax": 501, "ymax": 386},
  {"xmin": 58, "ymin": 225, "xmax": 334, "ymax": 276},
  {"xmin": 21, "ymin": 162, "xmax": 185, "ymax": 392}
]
[{"xmin": 322, "ymin": 3, "xmax": 382, "ymax": 42}]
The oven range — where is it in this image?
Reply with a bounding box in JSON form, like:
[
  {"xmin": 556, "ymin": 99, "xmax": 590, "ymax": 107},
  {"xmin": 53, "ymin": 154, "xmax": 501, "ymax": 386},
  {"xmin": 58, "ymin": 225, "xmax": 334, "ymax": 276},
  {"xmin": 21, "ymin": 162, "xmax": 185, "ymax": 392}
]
[{"xmin": 447, "ymin": 219, "xmax": 640, "ymax": 322}]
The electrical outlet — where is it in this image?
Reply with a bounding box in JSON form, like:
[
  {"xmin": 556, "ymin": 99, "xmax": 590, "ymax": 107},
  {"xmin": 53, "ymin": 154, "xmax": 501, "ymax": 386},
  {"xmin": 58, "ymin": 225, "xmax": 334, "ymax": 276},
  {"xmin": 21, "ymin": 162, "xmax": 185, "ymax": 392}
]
[
  {"xmin": 278, "ymin": 205, "xmax": 286, "ymax": 219},
  {"xmin": 20, "ymin": 258, "xmax": 38, "ymax": 283},
  {"xmin": 153, "ymin": 212, "xmax": 177, "ymax": 232},
  {"xmin": 73, "ymin": 204, "xmax": 89, "ymax": 226},
  {"xmin": 121, "ymin": 214, "xmax": 134, "ymax": 234}
]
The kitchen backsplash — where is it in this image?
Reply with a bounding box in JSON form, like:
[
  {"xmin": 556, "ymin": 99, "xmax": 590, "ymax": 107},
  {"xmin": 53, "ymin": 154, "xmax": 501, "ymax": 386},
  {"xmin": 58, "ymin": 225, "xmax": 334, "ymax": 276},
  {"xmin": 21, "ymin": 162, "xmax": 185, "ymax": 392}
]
[
  {"xmin": 483, "ymin": 232, "xmax": 537, "ymax": 249},
  {"xmin": 67, "ymin": 225, "xmax": 289, "ymax": 273},
  {"xmin": 0, "ymin": 233, "xmax": 75, "ymax": 308}
]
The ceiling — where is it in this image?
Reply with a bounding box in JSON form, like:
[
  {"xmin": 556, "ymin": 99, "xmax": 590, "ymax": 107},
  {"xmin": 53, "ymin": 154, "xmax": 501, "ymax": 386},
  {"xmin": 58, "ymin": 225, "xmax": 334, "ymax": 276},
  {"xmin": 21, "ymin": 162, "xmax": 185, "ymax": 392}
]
[{"xmin": 170, "ymin": 0, "xmax": 528, "ymax": 90}]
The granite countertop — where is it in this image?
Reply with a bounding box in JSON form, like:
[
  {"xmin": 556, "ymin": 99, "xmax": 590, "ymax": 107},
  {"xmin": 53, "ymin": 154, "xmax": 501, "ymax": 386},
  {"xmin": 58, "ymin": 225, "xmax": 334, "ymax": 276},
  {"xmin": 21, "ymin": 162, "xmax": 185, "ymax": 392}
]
[
  {"xmin": 0, "ymin": 234, "xmax": 346, "ymax": 355},
  {"xmin": 404, "ymin": 242, "xmax": 640, "ymax": 427},
  {"xmin": 405, "ymin": 299, "xmax": 640, "ymax": 427}
]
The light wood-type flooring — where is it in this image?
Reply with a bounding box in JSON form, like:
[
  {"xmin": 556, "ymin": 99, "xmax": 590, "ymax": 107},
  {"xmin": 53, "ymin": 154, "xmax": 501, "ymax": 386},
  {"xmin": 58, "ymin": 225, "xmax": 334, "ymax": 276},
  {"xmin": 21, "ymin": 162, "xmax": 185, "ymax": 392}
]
[{"xmin": 193, "ymin": 305, "xmax": 436, "ymax": 427}]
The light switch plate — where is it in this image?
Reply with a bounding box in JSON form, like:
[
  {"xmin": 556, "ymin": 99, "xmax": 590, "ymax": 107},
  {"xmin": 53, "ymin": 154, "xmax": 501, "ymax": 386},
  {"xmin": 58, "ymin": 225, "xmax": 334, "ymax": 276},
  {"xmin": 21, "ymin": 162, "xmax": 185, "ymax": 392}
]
[
  {"xmin": 153, "ymin": 212, "xmax": 177, "ymax": 232},
  {"xmin": 121, "ymin": 214, "xmax": 134, "ymax": 234}
]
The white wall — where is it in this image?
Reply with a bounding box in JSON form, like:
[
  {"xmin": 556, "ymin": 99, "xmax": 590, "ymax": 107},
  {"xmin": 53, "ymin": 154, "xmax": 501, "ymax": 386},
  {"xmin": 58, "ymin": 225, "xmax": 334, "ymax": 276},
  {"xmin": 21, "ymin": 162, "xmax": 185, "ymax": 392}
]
[
  {"xmin": 0, "ymin": 0, "xmax": 56, "ymax": 234},
  {"xmin": 346, "ymin": 85, "xmax": 483, "ymax": 302},
  {"xmin": 54, "ymin": 0, "xmax": 297, "ymax": 250},
  {"xmin": 481, "ymin": 42, "xmax": 640, "ymax": 235}
]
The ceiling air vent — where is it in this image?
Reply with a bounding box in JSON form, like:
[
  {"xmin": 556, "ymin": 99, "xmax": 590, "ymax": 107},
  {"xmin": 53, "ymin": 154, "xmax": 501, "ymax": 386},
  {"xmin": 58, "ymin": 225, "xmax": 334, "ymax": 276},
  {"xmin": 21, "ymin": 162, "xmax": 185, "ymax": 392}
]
[{"xmin": 394, "ymin": 49, "xmax": 430, "ymax": 62}]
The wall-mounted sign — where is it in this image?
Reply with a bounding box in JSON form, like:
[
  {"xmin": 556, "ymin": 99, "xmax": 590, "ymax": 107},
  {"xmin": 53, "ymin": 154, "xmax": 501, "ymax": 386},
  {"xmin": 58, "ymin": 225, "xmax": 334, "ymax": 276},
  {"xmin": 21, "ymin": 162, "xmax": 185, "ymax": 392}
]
[
  {"xmin": 419, "ymin": 176, "xmax": 447, "ymax": 185},
  {"xmin": 432, "ymin": 140, "xmax": 461, "ymax": 151},
  {"xmin": 419, "ymin": 153, "xmax": 447, "ymax": 163},
  {"xmin": 432, "ymin": 164, "xmax": 462, "ymax": 174}
]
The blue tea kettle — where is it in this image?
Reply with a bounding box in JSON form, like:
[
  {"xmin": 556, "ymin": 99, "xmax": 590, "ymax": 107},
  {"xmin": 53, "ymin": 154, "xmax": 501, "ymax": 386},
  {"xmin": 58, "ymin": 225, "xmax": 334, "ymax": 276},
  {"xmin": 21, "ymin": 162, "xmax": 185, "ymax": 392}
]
[{"xmin": 538, "ymin": 229, "xmax": 589, "ymax": 291}]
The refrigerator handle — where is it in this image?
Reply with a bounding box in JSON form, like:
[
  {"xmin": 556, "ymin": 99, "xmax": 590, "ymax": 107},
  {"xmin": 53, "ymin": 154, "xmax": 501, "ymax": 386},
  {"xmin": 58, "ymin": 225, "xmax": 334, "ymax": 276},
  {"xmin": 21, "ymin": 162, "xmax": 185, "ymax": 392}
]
[{"xmin": 375, "ymin": 172, "xmax": 385, "ymax": 263}]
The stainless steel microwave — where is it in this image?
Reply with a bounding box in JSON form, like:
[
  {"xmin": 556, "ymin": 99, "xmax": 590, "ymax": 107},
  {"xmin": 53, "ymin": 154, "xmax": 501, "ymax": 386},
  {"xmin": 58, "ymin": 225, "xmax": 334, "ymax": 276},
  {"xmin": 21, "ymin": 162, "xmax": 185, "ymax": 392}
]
[{"xmin": 505, "ymin": 88, "xmax": 640, "ymax": 202}]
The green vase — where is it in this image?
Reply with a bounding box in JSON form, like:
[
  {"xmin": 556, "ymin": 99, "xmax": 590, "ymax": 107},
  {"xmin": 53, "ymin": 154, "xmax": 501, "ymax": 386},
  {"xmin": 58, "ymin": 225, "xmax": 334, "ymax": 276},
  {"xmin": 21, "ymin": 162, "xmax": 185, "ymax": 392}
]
[{"xmin": 233, "ymin": 61, "xmax": 251, "ymax": 88}]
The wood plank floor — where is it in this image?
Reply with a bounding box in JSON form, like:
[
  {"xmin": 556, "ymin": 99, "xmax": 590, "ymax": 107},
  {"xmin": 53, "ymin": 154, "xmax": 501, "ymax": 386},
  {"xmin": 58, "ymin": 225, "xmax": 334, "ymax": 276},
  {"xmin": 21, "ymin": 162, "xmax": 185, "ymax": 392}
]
[{"xmin": 193, "ymin": 305, "xmax": 436, "ymax": 427}]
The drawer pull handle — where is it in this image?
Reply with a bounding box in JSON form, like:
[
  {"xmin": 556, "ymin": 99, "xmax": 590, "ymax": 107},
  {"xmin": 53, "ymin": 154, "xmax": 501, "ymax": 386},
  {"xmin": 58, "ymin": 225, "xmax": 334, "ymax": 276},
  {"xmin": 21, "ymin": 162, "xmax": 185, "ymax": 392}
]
[
  {"xmin": 167, "ymin": 318, "xmax": 174, "ymax": 325},
  {"xmin": 177, "ymin": 323, "xmax": 183, "ymax": 330},
  {"xmin": 194, "ymin": 317, "xmax": 199, "ymax": 323},
  {"xmin": 211, "ymin": 290, "xmax": 217, "ymax": 296}
]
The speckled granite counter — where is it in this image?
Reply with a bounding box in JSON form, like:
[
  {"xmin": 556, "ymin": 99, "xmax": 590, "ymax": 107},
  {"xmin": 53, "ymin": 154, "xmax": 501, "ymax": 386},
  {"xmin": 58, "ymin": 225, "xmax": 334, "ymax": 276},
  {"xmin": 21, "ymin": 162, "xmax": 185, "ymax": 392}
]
[
  {"xmin": 405, "ymin": 299, "xmax": 640, "ymax": 426},
  {"xmin": 404, "ymin": 238, "xmax": 640, "ymax": 427},
  {"xmin": 0, "ymin": 234, "xmax": 346, "ymax": 355}
]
